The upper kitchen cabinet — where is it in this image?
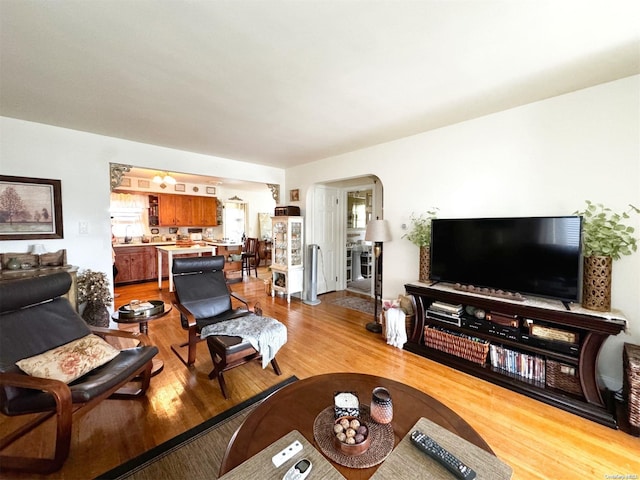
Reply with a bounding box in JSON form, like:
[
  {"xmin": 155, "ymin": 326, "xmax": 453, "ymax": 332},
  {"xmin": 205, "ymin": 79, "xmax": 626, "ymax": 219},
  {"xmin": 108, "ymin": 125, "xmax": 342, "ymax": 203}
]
[
  {"xmin": 191, "ymin": 196, "xmax": 218, "ymax": 226},
  {"xmin": 158, "ymin": 194, "xmax": 176, "ymax": 225},
  {"xmin": 152, "ymin": 194, "xmax": 217, "ymax": 227}
]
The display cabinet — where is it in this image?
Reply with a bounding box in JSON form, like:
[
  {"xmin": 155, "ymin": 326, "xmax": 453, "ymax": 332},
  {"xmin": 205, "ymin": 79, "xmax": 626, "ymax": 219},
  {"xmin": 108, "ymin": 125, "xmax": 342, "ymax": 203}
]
[{"xmin": 271, "ymin": 216, "xmax": 304, "ymax": 303}]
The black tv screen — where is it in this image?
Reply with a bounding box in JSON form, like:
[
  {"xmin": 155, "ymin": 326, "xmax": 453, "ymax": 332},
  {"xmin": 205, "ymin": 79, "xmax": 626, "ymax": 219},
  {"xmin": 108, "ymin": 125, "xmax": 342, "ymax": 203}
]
[{"xmin": 430, "ymin": 216, "xmax": 582, "ymax": 302}]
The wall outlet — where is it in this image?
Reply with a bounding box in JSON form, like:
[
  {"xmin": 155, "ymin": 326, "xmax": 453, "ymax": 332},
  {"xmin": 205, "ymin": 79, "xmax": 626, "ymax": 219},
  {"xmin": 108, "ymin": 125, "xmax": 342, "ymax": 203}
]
[{"xmin": 79, "ymin": 221, "xmax": 89, "ymax": 235}]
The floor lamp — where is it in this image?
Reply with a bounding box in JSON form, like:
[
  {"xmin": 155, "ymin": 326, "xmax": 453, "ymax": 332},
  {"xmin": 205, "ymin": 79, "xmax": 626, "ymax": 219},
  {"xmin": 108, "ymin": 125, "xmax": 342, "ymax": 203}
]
[{"xmin": 364, "ymin": 219, "xmax": 391, "ymax": 333}]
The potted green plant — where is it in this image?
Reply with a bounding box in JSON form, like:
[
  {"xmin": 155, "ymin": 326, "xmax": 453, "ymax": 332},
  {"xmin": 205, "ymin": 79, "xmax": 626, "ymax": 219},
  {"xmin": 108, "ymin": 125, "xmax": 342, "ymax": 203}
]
[
  {"xmin": 573, "ymin": 201, "xmax": 639, "ymax": 311},
  {"xmin": 403, "ymin": 209, "xmax": 438, "ymax": 282},
  {"xmin": 77, "ymin": 269, "xmax": 113, "ymax": 327}
]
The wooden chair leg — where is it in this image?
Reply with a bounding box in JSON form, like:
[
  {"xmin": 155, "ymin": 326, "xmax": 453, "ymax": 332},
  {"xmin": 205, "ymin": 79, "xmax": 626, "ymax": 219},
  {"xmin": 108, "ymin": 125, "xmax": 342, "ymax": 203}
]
[
  {"xmin": 170, "ymin": 326, "xmax": 200, "ymax": 367},
  {"xmin": 271, "ymin": 357, "xmax": 282, "ymax": 375},
  {"xmin": 207, "ymin": 349, "xmax": 229, "ymax": 399}
]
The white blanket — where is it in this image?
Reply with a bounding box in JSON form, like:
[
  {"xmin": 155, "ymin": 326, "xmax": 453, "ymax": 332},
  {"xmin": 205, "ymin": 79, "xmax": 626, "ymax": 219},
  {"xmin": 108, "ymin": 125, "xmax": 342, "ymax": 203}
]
[
  {"xmin": 385, "ymin": 308, "xmax": 407, "ymax": 349},
  {"xmin": 200, "ymin": 315, "xmax": 287, "ymax": 368}
]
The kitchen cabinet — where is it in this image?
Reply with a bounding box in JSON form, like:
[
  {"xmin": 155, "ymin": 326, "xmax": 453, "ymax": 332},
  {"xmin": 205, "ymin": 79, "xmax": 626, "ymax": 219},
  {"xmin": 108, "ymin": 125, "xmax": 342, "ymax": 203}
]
[
  {"xmin": 192, "ymin": 196, "xmax": 218, "ymax": 226},
  {"xmin": 153, "ymin": 194, "xmax": 217, "ymax": 227},
  {"xmin": 114, "ymin": 245, "xmax": 156, "ymax": 284},
  {"xmin": 158, "ymin": 195, "xmax": 176, "ymax": 226}
]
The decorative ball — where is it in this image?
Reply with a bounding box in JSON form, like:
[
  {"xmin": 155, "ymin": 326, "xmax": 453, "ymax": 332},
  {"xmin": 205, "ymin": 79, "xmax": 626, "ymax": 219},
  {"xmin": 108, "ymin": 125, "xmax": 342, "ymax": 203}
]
[
  {"xmin": 355, "ymin": 433, "xmax": 365, "ymax": 443},
  {"xmin": 345, "ymin": 428, "xmax": 356, "ymax": 438},
  {"xmin": 349, "ymin": 419, "xmax": 360, "ymax": 429},
  {"xmin": 346, "ymin": 437, "xmax": 356, "ymax": 445},
  {"xmin": 340, "ymin": 418, "xmax": 350, "ymax": 429},
  {"xmin": 336, "ymin": 432, "xmax": 346, "ymax": 442},
  {"xmin": 334, "ymin": 424, "xmax": 344, "ymax": 434},
  {"xmin": 357, "ymin": 425, "xmax": 368, "ymax": 436}
]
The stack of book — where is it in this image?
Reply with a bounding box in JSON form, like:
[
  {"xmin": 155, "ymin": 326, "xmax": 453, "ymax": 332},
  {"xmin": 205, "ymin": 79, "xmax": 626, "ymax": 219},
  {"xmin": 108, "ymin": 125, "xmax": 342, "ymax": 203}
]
[
  {"xmin": 489, "ymin": 344, "xmax": 546, "ymax": 384},
  {"xmin": 426, "ymin": 301, "xmax": 464, "ymax": 327}
]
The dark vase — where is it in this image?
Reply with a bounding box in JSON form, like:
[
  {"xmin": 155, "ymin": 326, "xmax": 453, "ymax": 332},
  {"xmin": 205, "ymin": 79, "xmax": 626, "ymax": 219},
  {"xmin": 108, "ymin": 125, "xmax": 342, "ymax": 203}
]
[{"xmin": 82, "ymin": 301, "xmax": 110, "ymax": 327}]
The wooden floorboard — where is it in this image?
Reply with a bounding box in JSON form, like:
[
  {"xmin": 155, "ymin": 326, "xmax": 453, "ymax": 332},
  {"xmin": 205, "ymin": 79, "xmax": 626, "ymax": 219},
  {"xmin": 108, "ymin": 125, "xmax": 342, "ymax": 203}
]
[{"xmin": 1, "ymin": 267, "xmax": 639, "ymax": 479}]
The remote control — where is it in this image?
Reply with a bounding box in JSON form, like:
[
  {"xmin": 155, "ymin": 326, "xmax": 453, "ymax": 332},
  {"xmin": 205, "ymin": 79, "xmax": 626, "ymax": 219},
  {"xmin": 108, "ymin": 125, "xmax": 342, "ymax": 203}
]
[
  {"xmin": 410, "ymin": 430, "xmax": 477, "ymax": 480},
  {"xmin": 282, "ymin": 458, "xmax": 312, "ymax": 480},
  {"xmin": 272, "ymin": 440, "xmax": 303, "ymax": 467}
]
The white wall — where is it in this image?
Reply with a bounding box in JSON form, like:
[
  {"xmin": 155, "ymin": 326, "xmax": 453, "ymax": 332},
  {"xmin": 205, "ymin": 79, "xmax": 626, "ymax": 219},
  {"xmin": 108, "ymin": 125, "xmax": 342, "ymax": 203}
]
[
  {"xmin": 1, "ymin": 76, "xmax": 638, "ymax": 387},
  {"xmin": 287, "ymin": 75, "xmax": 640, "ymax": 388},
  {"xmin": 0, "ymin": 117, "xmax": 285, "ymax": 292}
]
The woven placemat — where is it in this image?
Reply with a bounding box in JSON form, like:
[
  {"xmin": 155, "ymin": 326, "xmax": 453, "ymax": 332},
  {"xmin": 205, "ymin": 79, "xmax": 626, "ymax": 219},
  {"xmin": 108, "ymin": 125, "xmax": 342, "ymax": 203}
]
[{"xmin": 313, "ymin": 404, "xmax": 394, "ymax": 469}]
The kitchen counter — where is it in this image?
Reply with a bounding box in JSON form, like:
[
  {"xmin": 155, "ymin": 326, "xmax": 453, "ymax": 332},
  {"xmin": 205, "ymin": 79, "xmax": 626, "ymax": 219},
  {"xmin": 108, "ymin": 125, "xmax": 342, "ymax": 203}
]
[
  {"xmin": 113, "ymin": 241, "xmax": 175, "ymax": 248},
  {"xmin": 156, "ymin": 244, "xmax": 217, "ymax": 292}
]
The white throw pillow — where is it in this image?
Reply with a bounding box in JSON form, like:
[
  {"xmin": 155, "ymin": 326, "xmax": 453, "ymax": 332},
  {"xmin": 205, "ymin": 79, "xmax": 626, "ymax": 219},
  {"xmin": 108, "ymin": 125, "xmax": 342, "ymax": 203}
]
[{"xmin": 16, "ymin": 334, "xmax": 120, "ymax": 383}]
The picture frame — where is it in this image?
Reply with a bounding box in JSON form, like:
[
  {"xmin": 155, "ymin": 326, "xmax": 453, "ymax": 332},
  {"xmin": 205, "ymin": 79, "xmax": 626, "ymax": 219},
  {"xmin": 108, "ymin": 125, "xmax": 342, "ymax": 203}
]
[
  {"xmin": 0, "ymin": 175, "xmax": 64, "ymax": 240},
  {"xmin": 290, "ymin": 189, "xmax": 300, "ymax": 202},
  {"xmin": 206, "ymin": 186, "xmax": 217, "ymax": 195},
  {"xmin": 174, "ymin": 183, "xmax": 186, "ymax": 192}
]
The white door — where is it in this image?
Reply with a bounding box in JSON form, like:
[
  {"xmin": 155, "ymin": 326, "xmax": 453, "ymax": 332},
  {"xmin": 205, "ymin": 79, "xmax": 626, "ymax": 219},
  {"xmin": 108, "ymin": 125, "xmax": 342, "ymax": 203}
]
[{"xmin": 311, "ymin": 185, "xmax": 339, "ymax": 294}]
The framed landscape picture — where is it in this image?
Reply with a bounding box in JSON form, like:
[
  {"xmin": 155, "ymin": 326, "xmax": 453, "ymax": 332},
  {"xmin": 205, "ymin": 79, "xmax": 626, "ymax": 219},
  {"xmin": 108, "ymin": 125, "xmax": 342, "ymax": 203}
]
[{"xmin": 0, "ymin": 175, "xmax": 64, "ymax": 240}]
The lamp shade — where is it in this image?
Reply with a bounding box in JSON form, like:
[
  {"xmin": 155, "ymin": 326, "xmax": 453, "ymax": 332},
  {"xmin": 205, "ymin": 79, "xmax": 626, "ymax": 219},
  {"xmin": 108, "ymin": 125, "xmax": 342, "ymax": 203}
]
[
  {"xmin": 30, "ymin": 244, "xmax": 47, "ymax": 255},
  {"xmin": 365, "ymin": 219, "xmax": 391, "ymax": 243}
]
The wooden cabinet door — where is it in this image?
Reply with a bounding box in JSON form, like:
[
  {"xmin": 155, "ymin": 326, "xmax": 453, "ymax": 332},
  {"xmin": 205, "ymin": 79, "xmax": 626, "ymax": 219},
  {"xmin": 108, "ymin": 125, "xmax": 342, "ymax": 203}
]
[
  {"xmin": 191, "ymin": 196, "xmax": 204, "ymax": 225},
  {"xmin": 200, "ymin": 197, "xmax": 217, "ymax": 225},
  {"xmin": 114, "ymin": 251, "xmax": 132, "ymax": 284},
  {"xmin": 144, "ymin": 246, "xmax": 157, "ymax": 280},
  {"xmin": 128, "ymin": 250, "xmax": 147, "ymax": 281},
  {"xmin": 158, "ymin": 194, "xmax": 176, "ymax": 226},
  {"xmin": 174, "ymin": 195, "xmax": 193, "ymax": 226}
]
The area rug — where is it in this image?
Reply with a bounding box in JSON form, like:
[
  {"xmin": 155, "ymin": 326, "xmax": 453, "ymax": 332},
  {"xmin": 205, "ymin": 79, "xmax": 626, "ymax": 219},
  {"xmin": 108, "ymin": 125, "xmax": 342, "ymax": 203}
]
[
  {"xmin": 96, "ymin": 376, "xmax": 298, "ymax": 480},
  {"xmin": 330, "ymin": 296, "xmax": 376, "ymax": 315}
]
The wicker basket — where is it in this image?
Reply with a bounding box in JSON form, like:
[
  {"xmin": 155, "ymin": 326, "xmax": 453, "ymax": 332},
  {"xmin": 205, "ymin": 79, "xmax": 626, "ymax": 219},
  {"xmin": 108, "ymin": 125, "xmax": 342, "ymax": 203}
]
[
  {"xmin": 546, "ymin": 360, "xmax": 582, "ymax": 396},
  {"xmin": 623, "ymin": 343, "xmax": 640, "ymax": 433},
  {"xmin": 424, "ymin": 327, "xmax": 490, "ymax": 365}
]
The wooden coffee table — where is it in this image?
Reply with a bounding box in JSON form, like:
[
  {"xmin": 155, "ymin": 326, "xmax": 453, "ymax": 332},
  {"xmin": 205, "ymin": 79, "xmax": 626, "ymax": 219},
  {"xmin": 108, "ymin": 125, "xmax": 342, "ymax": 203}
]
[{"xmin": 220, "ymin": 373, "xmax": 493, "ymax": 479}]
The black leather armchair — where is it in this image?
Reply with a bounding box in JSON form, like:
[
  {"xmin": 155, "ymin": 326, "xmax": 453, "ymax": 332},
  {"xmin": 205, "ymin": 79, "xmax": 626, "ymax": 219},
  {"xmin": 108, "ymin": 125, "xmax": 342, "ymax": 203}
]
[
  {"xmin": 170, "ymin": 255, "xmax": 253, "ymax": 367},
  {"xmin": 0, "ymin": 272, "xmax": 158, "ymax": 474},
  {"xmin": 171, "ymin": 256, "xmax": 282, "ymax": 398}
]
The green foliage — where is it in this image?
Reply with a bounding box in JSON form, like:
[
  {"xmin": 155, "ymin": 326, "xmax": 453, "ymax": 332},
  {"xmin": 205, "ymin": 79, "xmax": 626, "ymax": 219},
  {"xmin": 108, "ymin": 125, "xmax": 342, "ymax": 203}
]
[
  {"xmin": 573, "ymin": 201, "xmax": 640, "ymax": 260},
  {"xmin": 403, "ymin": 209, "xmax": 439, "ymax": 247},
  {"xmin": 77, "ymin": 269, "xmax": 113, "ymax": 306}
]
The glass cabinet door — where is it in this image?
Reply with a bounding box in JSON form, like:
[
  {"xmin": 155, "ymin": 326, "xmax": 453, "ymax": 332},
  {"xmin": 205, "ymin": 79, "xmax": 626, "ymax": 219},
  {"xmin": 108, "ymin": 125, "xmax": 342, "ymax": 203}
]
[
  {"xmin": 290, "ymin": 219, "xmax": 302, "ymax": 267},
  {"xmin": 272, "ymin": 216, "xmax": 304, "ymax": 269}
]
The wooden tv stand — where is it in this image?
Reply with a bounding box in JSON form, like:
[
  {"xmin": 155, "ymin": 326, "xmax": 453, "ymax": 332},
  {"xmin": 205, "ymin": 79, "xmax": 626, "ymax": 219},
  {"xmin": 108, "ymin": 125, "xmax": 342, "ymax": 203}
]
[{"xmin": 404, "ymin": 281, "xmax": 627, "ymax": 428}]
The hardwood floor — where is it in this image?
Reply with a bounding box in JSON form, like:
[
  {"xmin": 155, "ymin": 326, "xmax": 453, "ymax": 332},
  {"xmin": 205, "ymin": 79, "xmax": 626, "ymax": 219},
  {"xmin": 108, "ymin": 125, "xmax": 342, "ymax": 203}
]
[{"xmin": 1, "ymin": 267, "xmax": 639, "ymax": 479}]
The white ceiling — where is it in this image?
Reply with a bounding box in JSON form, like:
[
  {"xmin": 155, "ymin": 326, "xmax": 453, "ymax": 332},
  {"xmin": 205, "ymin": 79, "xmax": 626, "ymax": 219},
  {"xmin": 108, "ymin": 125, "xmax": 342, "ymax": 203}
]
[{"xmin": 1, "ymin": 0, "xmax": 639, "ymax": 170}]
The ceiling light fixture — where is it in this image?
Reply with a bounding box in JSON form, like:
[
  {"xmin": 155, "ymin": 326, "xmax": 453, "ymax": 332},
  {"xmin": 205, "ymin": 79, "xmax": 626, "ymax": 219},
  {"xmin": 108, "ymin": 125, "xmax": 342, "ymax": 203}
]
[{"xmin": 152, "ymin": 172, "xmax": 177, "ymax": 188}]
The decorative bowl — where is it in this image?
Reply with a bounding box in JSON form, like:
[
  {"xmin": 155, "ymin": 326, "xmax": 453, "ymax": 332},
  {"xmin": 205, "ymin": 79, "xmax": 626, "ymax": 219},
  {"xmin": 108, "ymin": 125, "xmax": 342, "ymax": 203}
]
[{"xmin": 332, "ymin": 416, "xmax": 371, "ymax": 456}]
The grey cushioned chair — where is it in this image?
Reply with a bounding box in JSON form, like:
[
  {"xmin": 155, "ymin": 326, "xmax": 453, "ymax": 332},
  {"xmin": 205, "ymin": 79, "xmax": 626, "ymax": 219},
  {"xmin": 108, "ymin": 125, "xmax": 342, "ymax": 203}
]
[
  {"xmin": 171, "ymin": 256, "xmax": 281, "ymax": 397},
  {"xmin": 0, "ymin": 272, "xmax": 158, "ymax": 474}
]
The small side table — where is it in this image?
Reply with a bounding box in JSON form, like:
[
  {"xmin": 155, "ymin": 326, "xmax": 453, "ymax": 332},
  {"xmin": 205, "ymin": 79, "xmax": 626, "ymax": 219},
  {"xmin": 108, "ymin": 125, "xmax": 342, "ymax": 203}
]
[{"xmin": 111, "ymin": 302, "xmax": 172, "ymax": 376}]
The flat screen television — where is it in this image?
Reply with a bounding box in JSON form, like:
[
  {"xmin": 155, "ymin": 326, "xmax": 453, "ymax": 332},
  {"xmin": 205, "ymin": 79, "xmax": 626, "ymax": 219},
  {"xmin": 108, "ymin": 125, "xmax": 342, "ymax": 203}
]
[{"xmin": 429, "ymin": 216, "xmax": 582, "ymax": 303}]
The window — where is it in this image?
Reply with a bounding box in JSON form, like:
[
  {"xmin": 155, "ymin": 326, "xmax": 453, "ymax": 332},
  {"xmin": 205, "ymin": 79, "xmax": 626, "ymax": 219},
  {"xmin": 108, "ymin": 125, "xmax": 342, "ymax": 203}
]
[
  {"xmin": 110, "ymin": 193, "xmax": 148, "ymax": 239},
  {"xmin": 223, "ymin": 202, "xmax": 247, "ymax": 242}
]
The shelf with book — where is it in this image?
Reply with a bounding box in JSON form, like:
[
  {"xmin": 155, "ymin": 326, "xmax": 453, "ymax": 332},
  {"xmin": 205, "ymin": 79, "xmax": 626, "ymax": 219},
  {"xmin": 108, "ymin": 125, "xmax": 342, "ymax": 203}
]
[{"xmin": 404, "ymin": 281, "xmax": 627, "ymax": 428}]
